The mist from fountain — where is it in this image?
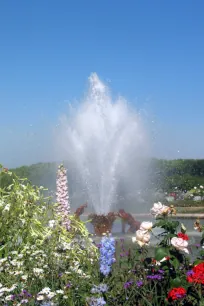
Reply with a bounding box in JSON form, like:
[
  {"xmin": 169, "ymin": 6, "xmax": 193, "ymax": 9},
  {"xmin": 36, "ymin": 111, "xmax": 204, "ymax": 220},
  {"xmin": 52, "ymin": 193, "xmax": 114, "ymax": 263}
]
[{"xmin": 56, "ymin": 73, "xmax": 149, "ymax": 214}]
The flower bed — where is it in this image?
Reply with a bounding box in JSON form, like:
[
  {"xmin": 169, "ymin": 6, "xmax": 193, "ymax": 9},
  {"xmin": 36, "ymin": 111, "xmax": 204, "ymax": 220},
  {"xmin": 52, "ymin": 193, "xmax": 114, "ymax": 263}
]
[{"xmin": 0, "ymin": 165, "xmax": 204, "ymax": 305}]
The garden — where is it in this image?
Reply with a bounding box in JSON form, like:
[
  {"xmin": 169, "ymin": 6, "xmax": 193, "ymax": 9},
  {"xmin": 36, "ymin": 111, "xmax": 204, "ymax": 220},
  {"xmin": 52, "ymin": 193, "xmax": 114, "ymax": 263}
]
[{"xmin": 0, "ymin": 164, "xmax": 204, "ymax": 306}]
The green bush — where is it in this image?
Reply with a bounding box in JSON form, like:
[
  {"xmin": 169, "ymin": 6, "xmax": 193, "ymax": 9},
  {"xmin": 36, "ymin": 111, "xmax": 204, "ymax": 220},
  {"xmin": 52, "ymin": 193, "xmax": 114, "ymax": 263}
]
[{"xmin": 0, "ymin": 165, "xmax": 98, "ymax": 305}]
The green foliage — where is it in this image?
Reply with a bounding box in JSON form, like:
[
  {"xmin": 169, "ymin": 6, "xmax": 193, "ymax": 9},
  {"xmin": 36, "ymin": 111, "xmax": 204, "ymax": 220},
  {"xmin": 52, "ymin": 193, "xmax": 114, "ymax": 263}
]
[
  {"xmin": 0, "ymin": 164, "xmax": 204, "ymax": 305},
  {"xmin": 0, "ymin": 165, "xmax": 52, "ymax": 255},
  {"xmin": 0, "ymin": 166, "xmax": 98, "ymax": 305},
  {"xmin": 2, "ymin": 159, "xmax": 204, "ymax": 197},
  {"xmin": 149, "ymin": 158, "xmax": 204, "ymax": 192}
]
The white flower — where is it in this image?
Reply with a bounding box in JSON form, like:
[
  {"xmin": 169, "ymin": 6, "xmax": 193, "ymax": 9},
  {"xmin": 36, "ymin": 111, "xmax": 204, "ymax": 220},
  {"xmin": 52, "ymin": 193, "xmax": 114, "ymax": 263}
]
[
  {"xmin": 194, "ymin": 186, "xmax": 197, "ymax": 190},
  {"xmin": 0, "ymin": 287, "xmax": 9, "ymax": 293},
  {"xmin": 21, "ymin": 275, "xmax": 28, "ymax": 281},
  {"xmin": 11, "ymin": 251, "xmax": 18, "ymax": 255},
  {"xmin": 21, "ymin": 300, "xmax": 28, "ymax": 304},
  {"xmin": 132, "ymin": 229, "xmax": 151, "ymax": 247},
  {"xmin": 200, "ymin": 185, "xmax": 203, "ymax": 189},
  {"xmin": 47, "ymin": 291, "xmax": 56, "ymax": 299},
  {"xmin": 171, "ymin": 237, "xmax": 189, "ymax": 254},
  {"xmin": 5, "ymin": 295, "xmax": 13, "ymax": 301},
  {"xmin": 37, "ymin": 295, "xmax": 44, "ymax": 301},
  {"xmin": 56, "ymin": 289, "xmax": 64, "ymax": 294},
  {"xmin": 3, "ymin": 204, "xmax": 10, "ymax": 212},
  {"xmin": 140, "ymin": 221, "xmax": 153, "ymax": 231},
  {"xmin": 48, "ymin": 220, "xmax": 56, "ymax": 228},
  {"xmin": 40, "ymin": 287, "xmax": 51, "ymax": 294},
  {"xmin": 33, "ymin": 268, "xmax": 44, "ymax": 275},
  {"xmin": 8, "ymin": 284, "xmax": 18, "ymax": 292},
  {"xmin": 155, "ymin": 256, "xmax": 168, "ymax": 266},
  {"xmin": 150, "ymin": 202, "xmax": 169, "ymax": 217}
]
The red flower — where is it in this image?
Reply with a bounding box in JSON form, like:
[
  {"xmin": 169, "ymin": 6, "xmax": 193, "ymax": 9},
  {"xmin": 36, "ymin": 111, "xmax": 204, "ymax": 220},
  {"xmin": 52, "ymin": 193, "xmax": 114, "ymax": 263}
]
[
  {"xmin": 168, "ymin": 287, "xmax": 186, "ymax": 301},
  {"xmin": 187, "ymin": 262, "xmax": 204, "ymax": 284},
  {"xmin": 177, "ymin": 232, "xmax": 189, "ymax": 240}
]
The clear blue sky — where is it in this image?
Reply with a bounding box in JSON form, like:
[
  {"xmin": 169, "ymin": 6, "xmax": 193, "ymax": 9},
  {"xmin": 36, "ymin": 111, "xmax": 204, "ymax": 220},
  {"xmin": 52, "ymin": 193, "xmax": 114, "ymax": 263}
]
[{"xmin": 1, "ymin": 0, "xmax": 204, "ymax": 167}]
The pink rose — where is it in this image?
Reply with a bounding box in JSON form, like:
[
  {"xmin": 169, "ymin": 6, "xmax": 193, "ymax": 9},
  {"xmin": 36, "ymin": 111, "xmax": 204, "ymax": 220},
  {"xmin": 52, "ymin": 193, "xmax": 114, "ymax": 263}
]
[
  {"xmin": 132, "ymin": 229, "xmax": 151, "ymax": 247},
  {"xmin": 140, "ymin": 221, "xmax": 153, "ymax": 231},
  {"xmin": 171, "ymin": 237, "xmax": 189, "ymax": 254},
  {"xmin": 150, "ymin": 202, "xmax": 169, "ymax": 217}
]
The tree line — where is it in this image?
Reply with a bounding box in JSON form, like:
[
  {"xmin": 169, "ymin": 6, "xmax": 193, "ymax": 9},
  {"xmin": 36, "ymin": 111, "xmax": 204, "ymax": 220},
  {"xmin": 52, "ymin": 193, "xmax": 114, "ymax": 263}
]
[{"xmin": 1, "ymin": 159, "xmax": 204, "ymax": 192}]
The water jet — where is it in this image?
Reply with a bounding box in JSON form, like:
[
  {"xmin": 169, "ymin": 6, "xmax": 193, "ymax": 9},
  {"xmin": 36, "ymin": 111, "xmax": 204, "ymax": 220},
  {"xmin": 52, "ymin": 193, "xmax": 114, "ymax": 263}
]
[{"xmin": 56, "ymin": 73, "xmax": 149, "ymax": 233}]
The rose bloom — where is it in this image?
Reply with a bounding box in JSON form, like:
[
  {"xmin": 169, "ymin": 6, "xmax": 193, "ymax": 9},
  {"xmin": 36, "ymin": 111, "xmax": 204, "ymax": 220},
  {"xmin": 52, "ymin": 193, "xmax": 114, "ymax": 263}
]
[
  {"xmin": 187, "ymin": 262, "xmax": 204, "ymax": 284},
  {"xmin": 150, "ymin": 202, "xmax": 169, "ymax": 217},
  {"xmin": 132, "ymin": 229, "xmax": 150, "ymax": 247},
  {"xmin": 171, "ymin": 237, "xmax": 189, "ymax": 254},
  {"xmin": 168, "ymin": 287, "xmax": 186, "ymax": 301},
  {"xmin": 177, "ymin": 232, "xmax": 189, "ymax": 241},
  {"xmin": 140, "ymin": 221, "xmax": 153, "ymax": 231}
]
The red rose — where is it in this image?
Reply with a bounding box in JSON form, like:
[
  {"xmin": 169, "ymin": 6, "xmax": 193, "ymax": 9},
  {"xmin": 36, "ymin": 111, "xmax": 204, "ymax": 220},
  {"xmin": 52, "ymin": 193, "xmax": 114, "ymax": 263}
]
[
  {"xmin": 177, "ymin": 232, "xmax": 189, "ymax": 240},
  {"xmin": 168, "ymin": 287, "xmax": 186, "ymax": 301},
  {"xmin": 187, "ymin": 262, "xmax": 204, "ymax": 284}
]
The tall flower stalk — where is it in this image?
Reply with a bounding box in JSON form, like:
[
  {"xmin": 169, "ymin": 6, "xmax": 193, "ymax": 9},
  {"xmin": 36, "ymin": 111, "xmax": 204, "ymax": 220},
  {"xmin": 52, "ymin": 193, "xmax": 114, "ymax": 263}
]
[
  {"xmin": 99, "ymin": 236, "xmax": 115, "ymax": 276},
  {"xmin": 56, "ymin": 164, "xmax": 71, "ymax": 230}
]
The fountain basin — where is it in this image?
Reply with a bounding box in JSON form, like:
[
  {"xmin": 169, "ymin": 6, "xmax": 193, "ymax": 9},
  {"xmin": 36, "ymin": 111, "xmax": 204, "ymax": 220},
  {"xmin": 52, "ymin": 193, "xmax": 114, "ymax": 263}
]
[{"xmin": 88, "ymin": 212, "xmax": 117, "ymax": 236}]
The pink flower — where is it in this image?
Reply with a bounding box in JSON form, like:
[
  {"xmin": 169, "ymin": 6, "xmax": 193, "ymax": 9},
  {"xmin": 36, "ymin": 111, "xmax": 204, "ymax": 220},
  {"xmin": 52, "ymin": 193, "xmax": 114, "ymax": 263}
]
[
  {"xmin": 171, "ymin": 237, "xmax": 189, "ymax": 254},
  {"xmin": 56, "ymin": 164, "xmax": 71, "ymax": 230},
  {"xmin": 150, "ymin": 202, "xmax": 169, "ymax": 217},
  {"xmin": 132, "ymin": 229, "xmax": 151, "ymax": 247},
  {"xmin": 140, "ymin": 221, "xmax": 153, "ymax": 231}
]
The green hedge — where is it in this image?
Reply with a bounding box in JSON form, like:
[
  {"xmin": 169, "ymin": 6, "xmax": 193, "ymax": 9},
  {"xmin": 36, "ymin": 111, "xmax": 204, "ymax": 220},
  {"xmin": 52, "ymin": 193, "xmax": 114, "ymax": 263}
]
[
  {"xmin": 171, "ymin": 200, "xmax": 204, "ymax": 207},
  {"xmin": 1, "ymin": 159, "xmax": 204, "ymax": 195}
]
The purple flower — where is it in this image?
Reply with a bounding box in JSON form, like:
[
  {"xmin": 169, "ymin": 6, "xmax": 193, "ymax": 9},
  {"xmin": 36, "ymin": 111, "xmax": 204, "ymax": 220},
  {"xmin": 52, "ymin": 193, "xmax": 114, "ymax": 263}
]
[
  {"xmin": 147, "ymin": 274, "xmax": 163, "ymax": 280},
  {"xmin": 186, "ymin": 270, "xmax": 194, "ymax": 276},
  {"xmin": 176, "ymin": 294, "xmax": 186, "ymax": 298},
  {"xmin": 136, "ymin": 281, "xmax": 143, "ymax": 287},
  {"xmin": 98, "ymin": 284, "xmax": 108, "ymax": 293},
  {"xmin": 158, "ymin": 269, "xmax": 165, "ymax": 274},
  {"xmin": 87, "ymin": 296, "xmax": 106, "ymax": 305},
  {"xmin": 124, "ymin": 281, "xmax": 133, "ymax": 289},
  {"xmin": 99, "ymin": 236, "xmax": 115, "ymax": 276},
  {"xmin": 100, "ymin": 264, "xmax": 111, "ymax": 276},
  {"xmin": 91, "ymin": 284, "xmax": 108, "ymax": 294}
]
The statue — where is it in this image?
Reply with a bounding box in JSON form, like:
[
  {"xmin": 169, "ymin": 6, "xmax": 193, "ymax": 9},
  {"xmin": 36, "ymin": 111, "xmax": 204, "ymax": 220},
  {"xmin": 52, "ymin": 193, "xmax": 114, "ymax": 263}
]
[
  {"xmin": 88, "ymin": 212, "xmax": 118, "ymax": 236},
  {"xmin": 74, "ymin": 202, "xmax": 88, "ymax": 219},
  {"xmin": 118, "ymin": 209, "xmax": 141, "ymax": 233}
]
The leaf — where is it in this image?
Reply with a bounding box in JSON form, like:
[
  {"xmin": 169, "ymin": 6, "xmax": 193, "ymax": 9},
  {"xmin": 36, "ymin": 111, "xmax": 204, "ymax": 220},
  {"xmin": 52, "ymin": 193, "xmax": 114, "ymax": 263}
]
[
  {"xmin": 170, "ymin": 277, "xmax": 182, "ymax": 288},
  {"xmin": 181, "ymin": 223, "xmax": 186, "ymax": 234},
  {"xmin": 194, "ymin": 259, "xmax": 203, "ymax": 266},
  {"xmin": 155, "ymin": 247, "xmax": 169, "ymax": 261},
  {"xmin": 171, "ymin": 221, "xmax": 179, "ymax": 229},
  {"xmin": 170, "ymin": 257, "xmax": 180, "ymax": 269},
  {"xmin": 153, "ymin": 220, "xmax": 166, "ymax": 228}
]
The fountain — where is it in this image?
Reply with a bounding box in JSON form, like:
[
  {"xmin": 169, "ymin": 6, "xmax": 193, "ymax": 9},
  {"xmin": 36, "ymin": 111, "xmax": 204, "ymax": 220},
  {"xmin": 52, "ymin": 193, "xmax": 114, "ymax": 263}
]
[{"xmin": 56, "ymin": 73, "xmax": 149, "ymax": 235}]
